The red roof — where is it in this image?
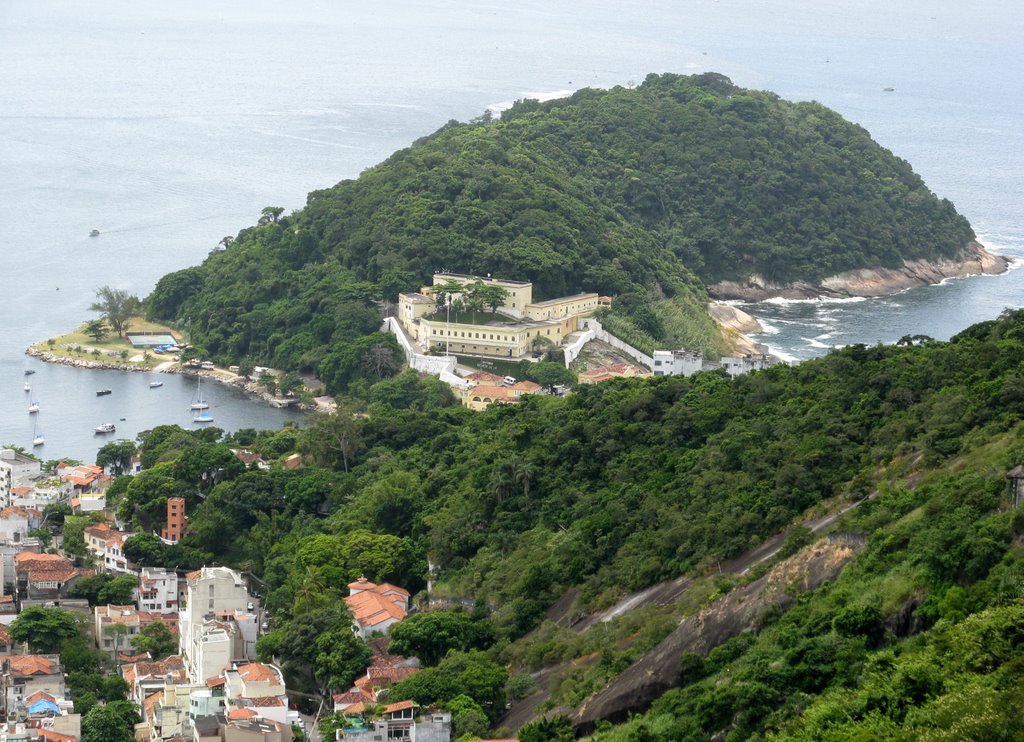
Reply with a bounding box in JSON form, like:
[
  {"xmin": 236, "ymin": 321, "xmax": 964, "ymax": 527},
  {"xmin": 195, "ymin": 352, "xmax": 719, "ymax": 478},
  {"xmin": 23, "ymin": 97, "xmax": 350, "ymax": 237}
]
[
  {"xmin": 40, "ymin": 731, "xmax": 77, "ymax": 742},
  {"xmin": 382, "ymin": 700, "xmax": 417, "ymax": 714},
  {"xmin": 228, "ymin": 708, "xmax": 259, "ymax": 720}
]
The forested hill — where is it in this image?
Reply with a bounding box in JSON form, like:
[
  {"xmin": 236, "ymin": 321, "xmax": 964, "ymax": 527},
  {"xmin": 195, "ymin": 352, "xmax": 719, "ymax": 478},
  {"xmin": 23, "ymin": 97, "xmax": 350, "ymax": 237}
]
[
  {"xmin": 147, "ymin": 72, "xmax": 974, "ymax": 371},
  {"xmin": 107, "ymin": 309, "xmax": 1024, "ymax": 738}
]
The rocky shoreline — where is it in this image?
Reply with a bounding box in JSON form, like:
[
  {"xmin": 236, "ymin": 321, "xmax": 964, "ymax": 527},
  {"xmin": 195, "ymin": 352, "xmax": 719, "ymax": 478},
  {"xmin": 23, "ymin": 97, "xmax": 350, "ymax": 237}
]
[
  {"xmin": 24, "ymin": 346, "xmax": 314, "ymax": 411},
  {"xmin": 707, "ymin": 241, "xmax": 1010, "ymax": 302}
]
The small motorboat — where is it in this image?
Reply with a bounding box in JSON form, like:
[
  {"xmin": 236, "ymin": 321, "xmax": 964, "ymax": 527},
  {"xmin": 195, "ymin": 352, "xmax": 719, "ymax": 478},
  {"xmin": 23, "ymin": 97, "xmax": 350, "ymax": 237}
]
[
  {"xmin": 149, "ymin": 380, "xmax": 164, "ymax": 388},
  {"xmin": 96, "ymin": 388, "xmax": 112, "ymax": 396},
  {"xmin": 95, "ymin": 423, "xmax": 116, "ymax": 434},
  {"xmin": 28, "ymin": 402, "xmax": 39, "ymax": 414},
  {"xmin": 193, "ymin": 412, "xmax": 214, "ymax": 424},
  {"xmin": 24, "ymin": 370, "xmax": 35, "ymax": 375},
  {"xmin": 89, "ymin": 229, "xmax": 100, "ymax": 237},
  {"xmin": 32, "ymin": 433, "xmax": 44, "ymax": 447},
  {"xmin": 23, "ymin": 382, "xmax": 30, "ymax": 392}
]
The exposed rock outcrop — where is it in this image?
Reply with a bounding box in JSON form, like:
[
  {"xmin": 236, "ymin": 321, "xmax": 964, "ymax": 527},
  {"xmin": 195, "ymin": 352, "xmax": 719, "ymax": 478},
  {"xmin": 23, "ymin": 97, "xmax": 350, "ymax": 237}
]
[
  {"xmin": 708, "ymin": 241, "xmax": 1010, "ymax": 302},
  {"xmin": 709, "ymin": 302, "xmax": 767, "ymax": 356},
  {"xmin": 572, "ymin": 539, "xmax": 861, "ymax": 732}
]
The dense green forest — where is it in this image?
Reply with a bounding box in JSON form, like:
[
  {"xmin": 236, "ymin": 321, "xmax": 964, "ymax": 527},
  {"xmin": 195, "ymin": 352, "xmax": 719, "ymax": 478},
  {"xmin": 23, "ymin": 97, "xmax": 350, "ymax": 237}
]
[
  {"xmin": 146, "ymin": 72, "xmax": 973, "ymax": 375},
  {"xmin": 98, "ymin": 309, "xmax": 1024, "ymax": 738}
]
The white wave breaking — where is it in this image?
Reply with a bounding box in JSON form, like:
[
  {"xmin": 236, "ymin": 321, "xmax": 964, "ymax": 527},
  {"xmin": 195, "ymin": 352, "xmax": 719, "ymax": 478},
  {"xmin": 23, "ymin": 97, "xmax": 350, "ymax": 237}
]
[{"xmin": 487, "ymin": 88, "xmax": 577, "ymax": 115}]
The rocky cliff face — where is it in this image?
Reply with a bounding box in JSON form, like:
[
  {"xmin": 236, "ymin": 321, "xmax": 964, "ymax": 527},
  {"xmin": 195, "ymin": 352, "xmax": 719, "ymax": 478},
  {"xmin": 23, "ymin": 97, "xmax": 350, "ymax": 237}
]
[
  {"xmin": 572, "ymin": 539, "xmax": 861, "ymax": 732},
  {"xmin": 708, "ymin": 242, "xmax": 1010, "ymax": 302},
  {"xmin": 709, "ymin": 303, "xmax": 767, "ymax": 356}
]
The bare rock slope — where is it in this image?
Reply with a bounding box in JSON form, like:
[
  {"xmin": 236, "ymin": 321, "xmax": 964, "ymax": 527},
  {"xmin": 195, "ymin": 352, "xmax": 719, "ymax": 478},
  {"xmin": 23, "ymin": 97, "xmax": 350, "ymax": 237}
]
[
  {"xmin": 708, "ymin": 241, "xmax": 1009, "ymax": 301},
  {"xmin": 573, "ymin": 538, "xmax": 862, "ymax": 732}
]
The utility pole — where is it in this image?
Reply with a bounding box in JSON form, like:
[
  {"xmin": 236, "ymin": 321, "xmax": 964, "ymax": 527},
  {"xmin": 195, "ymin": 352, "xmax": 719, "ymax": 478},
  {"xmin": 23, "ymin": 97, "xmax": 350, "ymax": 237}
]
[{"xmin": 445, "ymin": 292, "xmax": 452, "ymax": 357}]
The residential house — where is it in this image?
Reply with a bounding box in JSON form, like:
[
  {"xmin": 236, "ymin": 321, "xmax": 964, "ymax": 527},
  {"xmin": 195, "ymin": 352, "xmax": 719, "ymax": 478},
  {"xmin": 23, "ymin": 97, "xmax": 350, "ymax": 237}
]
[
  {"xmin": 1, "ymin": 656, "xmax": 68, "ymax": 717},
  {"xmin": 138, "ymin": 567, "xmax": 180, "ymax": 613},
  {"xmin": 459, "ymin": 375, "xmax": 543, "ymax": 412},
  {"xmin": 0, "ymin": 507, "xmax": 42, "ymax": 543},
  {"xmin": 0, "ymin": 450, "xmax": 41, "ymax": 507},
  {"xmin": 57, "ymin": 464, "xmax": 103, "ymax": 494},
  {"xmin": 230, "ymin": 451, "xmax": 270, "ymax": 471},
  {"xmin": 345, "ymin": 578, "xmax": 410, "ymax": 639},
  {"xmin": 94, "ymin": 604, "xmax": 178, "ymax": 658},
  {"xmin": 334, "ymin": 639, "xmax": 419, "ymax": 712},
  {"xmin": 14, "ymin": 553, "xmax": 89, "ymax": 601},
  {"xmin": 336, "ymin": 702, "xmax": 450, "ymax": 742},
  {"xmin": 121, "ymin": 655, "xmax": 188, "ymax": 706}
]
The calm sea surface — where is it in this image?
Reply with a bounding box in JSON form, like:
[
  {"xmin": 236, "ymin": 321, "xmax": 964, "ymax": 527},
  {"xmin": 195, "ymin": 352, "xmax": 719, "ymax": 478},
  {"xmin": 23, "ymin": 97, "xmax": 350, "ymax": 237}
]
[{"xmin": 2, "ymin": 0, "xmax": 1022, "ymax": 459}]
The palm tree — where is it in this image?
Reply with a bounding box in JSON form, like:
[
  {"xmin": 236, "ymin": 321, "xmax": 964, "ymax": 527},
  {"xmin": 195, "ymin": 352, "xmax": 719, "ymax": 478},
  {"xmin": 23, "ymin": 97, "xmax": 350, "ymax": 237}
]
[
  {"xmin": 488, "ymin": 465, "xmax": 514, "ymax": 506},
  {"xmin": 511, "ymin": 458, "xmax": 538, "ymax": 499}
]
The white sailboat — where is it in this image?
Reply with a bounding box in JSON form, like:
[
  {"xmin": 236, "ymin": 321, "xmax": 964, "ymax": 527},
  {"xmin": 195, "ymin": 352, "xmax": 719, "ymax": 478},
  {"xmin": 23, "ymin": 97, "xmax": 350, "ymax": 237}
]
[
  {"xmin": 28, "ymin": 399, "xmax": 39, "ymax": 414},
  {"xmin": 190, "ymin": 376, "xmax": 209, "ymax": 410},
  {"xmin": 32, "ymin": 423, "xmax": 44, "ymax": 447},
  {"xmin": 23, "ymin": 381, "xmax": 30, "ymax": 392},
  {"xmin": 192, "ymin": 412, "xmax": 214, "ymax": 424}
]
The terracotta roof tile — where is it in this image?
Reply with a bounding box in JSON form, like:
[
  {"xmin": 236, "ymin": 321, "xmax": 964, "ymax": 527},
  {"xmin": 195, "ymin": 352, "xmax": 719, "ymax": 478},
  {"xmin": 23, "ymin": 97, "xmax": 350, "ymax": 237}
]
[
  {"xmin": 251, "ymin": 696, "xmax": 285, "ymax": 707},
  {"xmin": 8, "ymin": 655, "xmax": 59, "ymax": 677},
  {"xmin": 382, "ymin": 700, "xmax": 417, "ymax": 714},
  {"xmin": 346, "ymin": 590, "xmax": 407, "ymax": 627},
  {"xmin": 40, "ymin": 731, "xmax": 78, "ymax": 742},
  {"xmin": 236, "ymin": 663, "xmax": 281, "ymax": 684}
]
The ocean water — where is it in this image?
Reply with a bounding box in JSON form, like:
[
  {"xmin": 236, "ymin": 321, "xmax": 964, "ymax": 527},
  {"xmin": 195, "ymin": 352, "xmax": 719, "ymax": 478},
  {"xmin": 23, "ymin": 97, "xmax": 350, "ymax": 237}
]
[{"xmin": 1, "ymin": 0, "xmax": 1022, "ymax": 458}]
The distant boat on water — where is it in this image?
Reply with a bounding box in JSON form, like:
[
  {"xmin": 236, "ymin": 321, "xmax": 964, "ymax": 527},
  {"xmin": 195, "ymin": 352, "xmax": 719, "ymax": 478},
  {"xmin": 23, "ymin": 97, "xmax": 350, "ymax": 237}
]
[
  {"xmin": 23, "ymin": 382, "xmax": 30, "ymax": 392},
  {"xmin": 32, "ymin": 432, "xmax": 44, "ymax": 447},
  {"xmin": 96, "ymin": 388, "xmax": 112, "ymax": 396},
  {"xmin": 89, "ymin": 229, "xmax": 100, "ymax": 237},
  {"xmin": 192, "ymin": 412, "xmax": 214, "ymax": 424},
  {"xmin": 95, "ymin": 423, "xmax": 116, "ymax": 434},
  {"xmin": 24, "ymin": 370, "xmax": 35, "ymax": 376},
  {"xmin": 28, "ymin": 400, "xmax": 39, "ymax": 414},
  {"xmin": 149, "ymin": 380, "xmax": 164, "ymax": 388}
]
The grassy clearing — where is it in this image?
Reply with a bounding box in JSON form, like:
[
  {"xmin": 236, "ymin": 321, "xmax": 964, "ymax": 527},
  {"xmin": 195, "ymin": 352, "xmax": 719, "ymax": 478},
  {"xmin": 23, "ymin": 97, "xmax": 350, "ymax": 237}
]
[{"xmin": 32, "ymin": 317, "xmax": 181, "ymax": 369}]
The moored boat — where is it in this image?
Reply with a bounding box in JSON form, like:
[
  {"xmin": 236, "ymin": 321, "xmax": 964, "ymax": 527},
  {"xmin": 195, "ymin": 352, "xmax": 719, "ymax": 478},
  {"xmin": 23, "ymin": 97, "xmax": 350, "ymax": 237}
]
[
  {"xmin": 95, "ymin": 423, "xmax": 116, "ymax": 434},
  {"xmin": 28, "ymin": 401, "xmax": 39, "ymax": 414},
  {"xmin": 190, "ymin": 376, "xmax": 209, "ymax": 410},
  {"xmin": 149, "ymin": 380, "xmax": 164, "ymax": 388},
  {"xmin": 32, "ymin": 433, "xmax": 44, "ymax": 447},
  {"xmin": 23, "ymin": 382, "xmax": 30, "ymax": 392},
  {"xmin": 193, "ymin": 412, "xmax": 214, "ymax": 423},
  {"xmin": 96, "ymin": 388, "xmax": 112, "ymax": 396}
]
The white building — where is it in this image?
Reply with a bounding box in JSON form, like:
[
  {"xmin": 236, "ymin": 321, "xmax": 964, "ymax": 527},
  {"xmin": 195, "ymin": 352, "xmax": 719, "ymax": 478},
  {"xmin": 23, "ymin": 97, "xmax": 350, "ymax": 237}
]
[
  {"xmin": 138, "ymin": 567, "xmax": 179, "ymax": 613},
  {"xmin": 0, "ymin": 449, "xmax": 41, "ymax": 507},
  {"xmin": 0, "ymin": 506, "xmax": 42, "ymax": 543},
  {"xmin": 179, "ymin": 567, "xmax": 252, "ymax": 683},
  {"xmin": 652, "ymin": 349, "xmax": 706, "ymax": 377},
  {"xmin": 652, "ymin": 349, "xmax": 776, "ymax": 378}
]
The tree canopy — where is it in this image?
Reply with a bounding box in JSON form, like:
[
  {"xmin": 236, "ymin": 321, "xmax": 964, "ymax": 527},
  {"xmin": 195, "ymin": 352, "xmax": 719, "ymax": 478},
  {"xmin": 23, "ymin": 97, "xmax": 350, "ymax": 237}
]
[
  {"xmin": 90, "ymin": 286, "xmax": 142, "ymax": 337},
  {"xmin": 146, "ymin": 72, "xmax": 973, "ymax": 374}
]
